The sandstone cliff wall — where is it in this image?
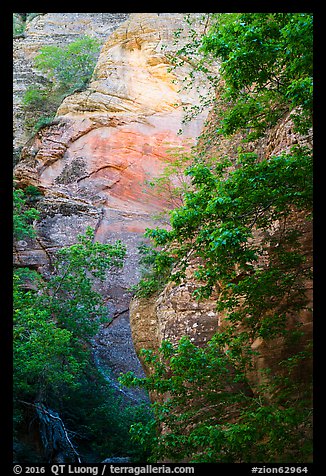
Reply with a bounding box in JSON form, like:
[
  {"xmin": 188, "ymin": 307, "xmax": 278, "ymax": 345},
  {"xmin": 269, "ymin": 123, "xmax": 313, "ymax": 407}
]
[
  {"xmin": 13, "ymin": 13, "xmax": 130, "ymax": 152},
  {"xmin": 14, "ymin": 13, "xmax": 214, "ymax": 271},
  {"xmin": 13, "ymin": 11, "xmax": 312, "ymax": 405},
  {"xmin": 129, "ymin": 110, "xmax": 313, "ymax": 392},
  {"xmin": 13, "ymin": 13, "xmax": 216, "ymax": 392}
]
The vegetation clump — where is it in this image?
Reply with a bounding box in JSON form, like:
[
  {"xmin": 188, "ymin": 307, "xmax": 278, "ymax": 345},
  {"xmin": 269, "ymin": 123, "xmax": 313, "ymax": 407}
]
[
  {"xmin": 13, "ymin": 219, "xmax": 151, "ymax": 462},
  {"xmin": 13, "ymin": 187, "xmax": 40, "ymax": 240},
  {"xmin": 21, "ymin": 36, "xmax": 101, "ymax": 133},
  {"xmin": 121, "ymin": 13, "xmax": 313, "ymax": 463}
]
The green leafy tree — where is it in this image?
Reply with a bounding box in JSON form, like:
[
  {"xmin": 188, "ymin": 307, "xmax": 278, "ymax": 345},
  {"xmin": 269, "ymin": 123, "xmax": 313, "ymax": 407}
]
[
  {"xmin": 144, "ymin": 153, "xmax": 193, "ymax": 212},
  {"xmin": 202, "ymin": 13, "xmax": 313, "ymax": 139},
  {"xmin": 121, "ymin": 335, "xmax": 312, "ymax": 463},
  {"xmin": 34, "ymin": 36, "xmax": 101, "ymax": 93},
  {"xmin": 22, "ymin": 88, "xmax": 48, "ymax": 110},
  {"xmin": 22, "ymin": 36, "xmax": 101, "ymax": 132},
  {"xmin": 132, "ymin": 243, "xmax": 175, "ymax": 298},
  {"xmin": 44, "ymin": 227, "xmax": 126, "ymax": 341},
  {"xmin": 123, "ymin": 146, "xmax": 313, "ymax": 463},
  {"xmin": 123, "ymin": 13, "xmax": 313, "ymax": 463},
  {"xmin": 13, "ymin": 269, "xmax": 84, "ymax": 403},
  {"xmin": 13, "ymin": 229, "xmax": 156, "ymax": 463},
  {"xmin": 14, "ymin": 227, "xmax": 126, "ymax": 403}
]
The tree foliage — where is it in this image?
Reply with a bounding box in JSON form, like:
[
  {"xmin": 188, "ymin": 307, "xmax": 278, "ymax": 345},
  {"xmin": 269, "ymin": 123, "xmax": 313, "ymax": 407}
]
[
  {"xmin": 121, "ymin": 335, "xmax": 312, "ymax": 463},
  {"xmin": 132, "ymin": 242, "xmax": 175, "ymax": 298},
  {"xmin": 123, "ymin": 13, "xmax": 313, "ymax": 463},
  {"xmin": 202, "ymin": 13, "xmax": 313, "ymax": 139},
  {"xmin": 13, "ymin": 188, "xmax": 40, "ymax": 240},
  {"xmin": 43, "ymin": 228, "xmax": 126, "ymax": 341},
  {"xmin": 34, "ymin": 36, "xmax": 101, "ymax": 93},
  {"xmin": 13, "ymin": 228, "xmax": 153, "ymax": 462},
  {"xmin": 14, "ymin": 228, "xmax": 126, "ymax": 403},
  {"xmin": 22, "ymin": 36, "xmax": 101, "ymax": 132}
]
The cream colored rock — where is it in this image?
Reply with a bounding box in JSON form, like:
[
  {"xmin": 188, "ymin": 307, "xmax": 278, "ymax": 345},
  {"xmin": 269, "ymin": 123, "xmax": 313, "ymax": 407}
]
[
  {"xmin": 13, "ymin": 13, "xmax": 129, "ymax": 150},
  {"xmin": 15, "ymin": 14, "xmax": 217, "ymax": 224},
  {"xmin": 57, "ymin": 13, "xmax": 215, "ymax": 118},
  {"xmin": 14, "ymin": 13, "xmax": 216, "ymax": 287}
]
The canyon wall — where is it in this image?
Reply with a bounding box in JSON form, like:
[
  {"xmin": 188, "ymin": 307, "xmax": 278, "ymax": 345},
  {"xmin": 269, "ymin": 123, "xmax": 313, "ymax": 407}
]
[
  {"xmin": 130, "ymin": 109, "xmax": 313, "ymax": 392},
  {"xmin": 14, "ymin": 12, "xmax": 213, "ymax": 275},
  {"xmin": 13, "ymin": 13, "xmax": 129, "ymax": 152},
  {"xmin": 13, "ymin": 10, "xmax": 312, "ymax": 416},
  {"xmin": 13, "ymin": 13, "xmax": 216, "ymax": 395}
]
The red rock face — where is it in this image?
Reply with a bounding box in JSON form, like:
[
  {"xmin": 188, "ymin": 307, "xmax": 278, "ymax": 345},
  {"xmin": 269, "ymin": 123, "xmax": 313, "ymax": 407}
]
[
  {"xmin": 13, "ymin": 114, "xmax": 197, "ymax": 267},
  {"xmin": 13, "ymin": 13, "xmax": 212, "ymax": 278},
  {"xmin": 14, "ymin": 12, "xmax": 213, "ymax": 242},
  {"xmin": 33, "ymin": 119, "xmax": 194, "ymax": 219},
  {"xmin": 75, "ymin": 126, "xmax": 187, "ymax": 212}
]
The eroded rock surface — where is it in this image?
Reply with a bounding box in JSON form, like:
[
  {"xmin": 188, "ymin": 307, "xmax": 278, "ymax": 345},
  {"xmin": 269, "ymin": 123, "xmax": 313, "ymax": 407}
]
[
  {"xmin": 14, "ymin": 13, "xmax": 216, "ymax": 273},
  {"xmin": 14, "ymin": 13, "xmax": 216, "ymax": 398},
  {"xmin": 13, "ymin": 13, "xmax": 130, "ymax": 152},
  {"xmin": 13, "ymin": 13, "xmax": 312, "ymax": 460},
  {"xmin": 130, "ymin": 111, "xmax": 313, "ymax": 394}
]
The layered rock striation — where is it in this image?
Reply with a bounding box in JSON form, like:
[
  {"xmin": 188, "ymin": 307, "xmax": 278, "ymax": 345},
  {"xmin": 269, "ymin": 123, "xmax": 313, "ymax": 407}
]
[
  {"xmin": 13, "ymin": 13, "xmax": 130, "ymax": 153},
  {"xmin": 13, "ymin": 13, "xmax": 216, "ymax": 396},
  {"xmin": 14, "ymin": 12, "xmax": 312, "ymax": 423},
  {"xmin": 13, "ymin": 14, "xmax": 313, "ymax": 462},
  {"xmin": 14, "ymin": 12, "xmax": 214, "ymax": 269}
]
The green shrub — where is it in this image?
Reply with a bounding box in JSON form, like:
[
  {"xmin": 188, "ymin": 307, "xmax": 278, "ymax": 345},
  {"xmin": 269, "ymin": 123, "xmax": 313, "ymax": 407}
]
[
  {"xmin": 24, "ymin": 184, "xmax": 43, "ymax": 198},
  {"xmin": 34, "ymin": 36, "xmax": 101, "ymax": 93},
  {"xmin": 132, "ymin": 243, "xmax": 175, "ymax": 298},
  {"xmin": 33, "ymin": 115, "xmax": 55, "ymax": 132},
  {"xmin": 13, "ymin": 229, "xmax": 154, "ymax": 463},
  {"xmin": 22, "ymin": 86, "xmax": 55, "ymax": 133},
  {"xmin": 121, "ymin": 12, "xmax": 313, "ymax": 463},
  {"xmin": 121, "ymin": 336, "xmax": 312, "ymax": 463},
  {"xmin": 22, "ymin": 87, "xmax": 48, "ymax": 109},
  {"xmin": 21, "ymin": 36, "xmax": 101, "ymax": 134}
]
